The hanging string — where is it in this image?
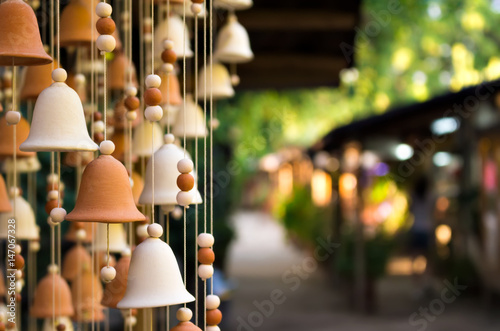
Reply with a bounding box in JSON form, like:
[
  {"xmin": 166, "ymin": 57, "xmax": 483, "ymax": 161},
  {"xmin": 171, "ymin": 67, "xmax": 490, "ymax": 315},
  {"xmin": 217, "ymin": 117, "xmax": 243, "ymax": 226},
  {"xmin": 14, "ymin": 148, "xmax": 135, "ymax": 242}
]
[
  {"xmin": 57, "ymin": 152, "xmax": 62, "ymax": 322},
  {"xmin": 182, "ymin": 0, "xmax": 187, "ymax": 157},
  {"xmin": 104, "ymin": 56, "xmax": 108, "ymax": 141},
  {"xmin": 209, "ymin": 0, "xmax": 214, "ymax": 296},
  {"xmin": 202, "ymin": 4, "xmax": 208, "ymax": 331},
  {"xmin": 151, "ymin": 0, "xmax": 154, "ymax": 75},
  {"xmin": 194, "ymin": 9, "xmax": 200, "ymax": 326},
  {"xmin": 151, "ymin": 125, "xmax": 155, "ymax": 224},
  {"xmin": 50, "ymin": 0, "xmax": 54, "ymax": 70},
  {"xmin": 166, "ymin": 212, "xmax": 170, "ymax": 329}
]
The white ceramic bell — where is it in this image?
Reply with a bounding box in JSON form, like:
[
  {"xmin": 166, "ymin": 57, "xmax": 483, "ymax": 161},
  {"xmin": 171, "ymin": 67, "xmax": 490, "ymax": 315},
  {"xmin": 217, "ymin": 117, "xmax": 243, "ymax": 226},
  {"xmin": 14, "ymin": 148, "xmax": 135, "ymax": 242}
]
[
  {"xmin": 95, "ymin": 223, "xmax": 128, "ymax": 253},
  {"xmin": 160, "ymin": 104, "xmax": 180, "ymax": 128},
  {"xmin": 117, "ymin": 224, "xmax": 195, "ymax": 308},
  {"xmin": 132, "ymin": 121, "xmax": 164, "ymax": 157},
  {"xmin": 214, "ymin": 0, "xmax": 252, "ymax": 10},
  {"xmin": 42, "ymin": 317, "xmax": 74, "ymax": 331},
  {"xmin": 214, "ymin": 14, "xmax": 253, "ymax": 63},
  {"xmin": 20, "ymin": 69, "xmax": 98, "ymax": 152},
  {"xmin": 198, "ymin": 61, "xmax": 234, "ymax": 100},
  {"xmin": 1, "ymin": 155, "xmax": 41, "ymax": 173},
  {"xmin": 0, "ymin": 190, "xmax": 38, "ymax": 240},
  {"xmin": 172, "ymin": 94, "xmax": 208, "ymax": 139},
  {"xmin": 154, "ymin": 14, "xmax": 193, "ymax": 63},
  {"xmin": 139, "ymin": 134, "xmax": 202, "ymax": 211}
]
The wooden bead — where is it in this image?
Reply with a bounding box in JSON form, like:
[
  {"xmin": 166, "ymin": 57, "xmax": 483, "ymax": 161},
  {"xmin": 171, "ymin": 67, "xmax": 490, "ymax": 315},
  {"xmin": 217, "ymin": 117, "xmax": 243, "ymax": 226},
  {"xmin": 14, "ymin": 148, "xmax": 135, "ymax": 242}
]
[
  {"xmin": 143, "ymin": 88, "xmax": 162, "ymax": 106},
  {"xmin": 56, "ymin": 324, "xmax": 66, "ymax": 331},
  {"xmin": 192, "ymin": 0, "xmax": 204, "ymax": 3},
  {"xmin": 94, "ymin": 132, "xmax": 104, "ymax": 144},
  {"xmin": 0, "ymin": 322, "xmax": 5, "ymax": 331},
  {"xmin": 177, "ymin": 159, "xmax": 194, "ymax": 174},
  {"xmin": 161, "ymin": 49, "xmax": 177, "ymax": 64},
  {"xmin": 93, "ymin": 111, "xmax": 103, "ymax": 121},
  {"xmin": 177, "ymin": 174, "xmax": 194, "ymax": 191},
  {"xmin": 96, "ymin": 17, "xmax": 115, "ymax": 35},
  {"xmin": 45, "ymin": 199, "xmax": 58, "ymax": 215},
  {"xmin": 14, "ymin": 254, "xmax": 24, "ymax": 269},
  {"xmin": 96, "ymin": 2, "xmax": 112, "ymax": 18},
  {"xmin": 198, "ymin": 248, "xmax": 215, "ymax": 264},
  {"xmin": 206, "ymin": 309, "xmax": 222, "ymax": 326},
  {"xmin": 6, "ymin": 321, "xmax": 15, "ymax": 330},
  {"xmin": 144, "ymin": 106, "xmax": 163, "ymax": 122},
  {"xmin": 96, "ymin": 34, "xmax": 116, "ymax": 52},
  {"xmin": 124, "ymin": 96, "xmax": 140, "ymax": 110}
]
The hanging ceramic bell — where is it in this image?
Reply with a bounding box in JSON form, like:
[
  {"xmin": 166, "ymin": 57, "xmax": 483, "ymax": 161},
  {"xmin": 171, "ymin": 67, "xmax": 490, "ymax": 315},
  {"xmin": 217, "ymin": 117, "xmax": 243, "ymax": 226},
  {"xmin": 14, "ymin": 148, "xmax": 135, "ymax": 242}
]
[
  {"xmin": 154, "ymin": 14, "xmax": 193, "ymax": 62},
  {"xmin": 198, "ymin": 61, "xmax": 234, "ymax": 100},
  {"xmin": 66, "ymin": 154, "xmax": 146, "ymax": 223},
  {"xmin": 0, "ymin": 175, "xmax": 11, "ymax": 213},
  {"xmin": 65, "ymin": 222, "xmax": 93, "ymax": 243},
  {"xmin": 0, "ymin": 0, "xmax": 52, "ymax": 66},
  {"xmin": 59, "ymin": 0, "xmax": 93, "ymax": 46},
  {"xmin": 20, "ymin": 69, "xmax": 98, "ymax": 152},
  {"xmin": 131, "ymin": 171, "xmax": 144, "ymax": 206},
  {"xmin": 108, "ymin": 52, "xmax": 138, "ymax": 91},
  {"xmin": 67, "ymin": 73, "xmax": 88, "ymax": 104},
  {"xmin": 95, "ymin": 223, "xmax": 127, "ymax": 253},
  {"xmin": 0, "ymin": 115, "xmax": 35, "ymax": 160},
  {"xmin": 170, "ymin": 322, "xmax": 203, "ymax": 331},
  {"xmin": 214, "ymin": 14, "xmax": 253, "ymax": 63},
  {"xmin": 173, "ymin": 94, "xmax": 208, "ymax": 139},
  {"xmin": 101, "ymin": 252, "xmax": 131, "ymax": 308},
  {"xmin": 111, "ymin": 130, "xmax": 127, "ymax": 162},
  {"xmin": 132, "ymin": 121, "xmax": 164, "ymax": 157},
  {"xmin": 62, "ymin": 244, "xmax": 92, "ymax": 282},
  {"xmin": 72, "ymin": 270, "xmax": 104, "ymax": 322},
  {"xmin": 31, "ymin": 265, "xmax": 75, "ymax": 318},
  {"xmin": 42, "ymin": 316, "xmax": 74, "ymax": 331},
  {"xmin": 159, "ymin": 70, "xmax": 183, "ymax": 107},
  {"xmin": 1, "ymin": 155, "xmax": 41, "ymax": 173},
  {"xmin": 117, "ymin": 224, "xmax": 195, "ymax": 308},
  {"xmin": 0, "ymin": 189, "xmax": 38, "ymax": 240},
  {"xmin": 20, "ymin": 59, "xmax": 58, "ymax": 101},
  {"xmin": 214, "ymin": 0, "xmax": 253, "ymax": 11},
  {"xmin": 139, "ymin": 134, "xmax": 202, "ymax": 211}
]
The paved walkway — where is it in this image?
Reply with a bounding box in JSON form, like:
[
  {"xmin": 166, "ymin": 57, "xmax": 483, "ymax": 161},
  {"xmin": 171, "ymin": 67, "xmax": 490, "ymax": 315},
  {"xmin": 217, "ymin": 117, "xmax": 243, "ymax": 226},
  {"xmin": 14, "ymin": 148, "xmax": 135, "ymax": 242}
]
[{"xmin": 225, "ymin": 211, "xmax": 500, "ymax": 331}]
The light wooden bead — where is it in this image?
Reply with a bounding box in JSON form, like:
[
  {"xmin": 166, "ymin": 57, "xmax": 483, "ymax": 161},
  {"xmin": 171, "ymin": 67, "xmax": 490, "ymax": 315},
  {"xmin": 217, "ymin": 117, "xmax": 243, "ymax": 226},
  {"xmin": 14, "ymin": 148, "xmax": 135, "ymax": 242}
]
[
  {"xmin": 144, "ymin": 105, "xmax": 163, "ymax": 122},
  {"xmin": 206, "ymin": 309, "xmax": 222, "ymax": 326},
  {"xmin": 45, "ymin": 199, "xmax": 58, "ymax": 215},
  {"xmin": 96, "ymin": 34, "xmax": 116, "ymax": 52},
  {"xmin": 136, "ymin": 223, "xmax": 148, "ymax": 238},
  {"xmin": 5, "ymin": 111, "xmax": 20, "ymax": 125},
  {"xmin": 147, "ymin": 223, "xmax": 163, "ymax": 238},
  {"xmin": 47, "ymin": 190, "xmax": 59, "ymax": 200},
  {"xmin": 191, "ymin": 3, "xmax": 202, "ymax": 14},
  {"xmin": 100, "ymin": 266, "xmax": 116, "ymax": 283},
  {"xmin": 93, "ymin": 120, "xmax": 105, "ymax": 133},
  {"xmin": 124, "ymin": 96, "xmax": 140, "ymax": 110},
  {"xmin": 197, "ymin": 233, "xmax": 215, "ymax": 248},
  {"xmin": 14, "ymin": 244, "xmax": 21, "ymax": 254},
  {"xmin": 99, "ymin": 140, "xmax": 115, "ymax": 155},
  {"xmin": 172, "ymin": 206, "xmax": 183, "ymax": 220},
  {"xmin": 162, "ymin": 63, "xmax": 174, "ymax": 73},
  {"xmin": 163, "ymin": 40, "xmax": 174, "ymax": 50},
  {"xmin": 177, "ymin": 158, "xmax": 193, "ymax": 174},
  {"xmin": 15, "ymin": 270, "xmax": 22, "ymax": 280},
  {"xmin": 126, "ymin": 111, "xmax": 137, "ymax": 121},
  {"xmin": 198, "ymin": 248, "xmax": 215, "ymax": 264},
  {"xmin": 96, "ymin": 17, "xmax": 116, "ymax": 35},
  {"xmin": 14, "ymin": 255, "xmax": 24, "ymax": 270},
  {"xmin": 125, "ymin": 316, "xmax": 137, "ymax": 327},
  {"xmin": 164, "ymin": 133, "xmax": 175, "ymax": 144},
  {"xmin": 206, "ymin": 326, "xmax": 221, "ymax": 331},
  {"xmin": 48, "ymin": 264, "xmax": 59, "ymax": 274},
  {"xmin": 176, "ymin": 307, "xmax": 192, "ymax": 322},
  {"xmin": 161, "ymin": 49, "xmax": 177, "ymax": 64},
  {"xmin": 50, "ymin": 207, "xmax": 66, "ymax": 223},
  {"xmin": 76, "ymin": 229, "xmax": 87, "ymax": 241},
  {"xmin": 30, "ymin": 241, "xmax": 40, "ymax": 252},
  {"xmin": 231, "ymin": 74, "xmax": 240, "ymax": 86},
  {"xmin": 177, "ymin": 173, "xmax": 194, "ymax": 191},
  {"xmin": 206, "ymin": 295, "xmax": 220, "ymax": 310},
  {"xmin": 52, "ymin": 68, "xmax": 67, "ymax": 82},
  {"xmin": 144, "ymin": 88, "xmax": 162, "ymax": 106},
  {"xmin": 145, "ymin": 74, "xmax": 161, "ymax": 88},
  {"xmin": 198, "ymin": 264, "xmax": 214, "ymax": 280},
  {"xmin": 125, "ymin": 86, "xmax": 137, "ymax": 97},
  {"xmin": 9, "ymin": 187, "xmax": 20, "ymax": 197},
  {"xmin": 75, "ymin": 73, "xmax": 86, "ymax": 85},
  {"xmin": 176, "ymin": 191, "xmax": 193, "ymax": 206},
  {"xmin": 96, "ymin": 2, "xmax": 112, "ymax": 17}
]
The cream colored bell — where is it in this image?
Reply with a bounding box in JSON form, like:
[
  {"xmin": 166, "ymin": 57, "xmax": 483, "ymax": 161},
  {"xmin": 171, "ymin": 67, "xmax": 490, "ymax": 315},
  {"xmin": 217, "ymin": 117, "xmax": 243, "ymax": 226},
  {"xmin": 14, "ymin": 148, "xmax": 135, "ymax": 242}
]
[
  {"xmin": 214, "ymin": 14, "xmax": 253, "ymax": 63},
  {"xmin": 0, "ymin": 189, "xmax": 38, "ymax": 240},
  {"xmin": 1, "ymin": 155, "xmax": 41, "ymax": 173},
  {"xmin": 20, "ymin": 68, "xmax": 98, "ymax": 152},
  {"xmin": 132, "ymin": 121, "xmax": 164, "ymax": 157},
  {"xmin": 139, "ymin": 134, "xmax": 202, "ymax": 210},
  {"xmin": 198, "ymin": 61, "xmax": 234, "ymax": 100},
  {"xmin": 43, "ymin": 317, "xmax": 74, "ymax": 331},
  {"xmin": 95, "ymin": 223, "xmax": 127, "ymax": 253},
  {"xmin": 214, "ymin": 0, "xmax": 252, "ymax": 10},
  {"xmin": 154, "ymin": 14, "xmax": 193, "ymax": 62},
  {"xmin": 173, "ymin": 94, "xmax": 208, "ymax": 139},
  {"xmin": 117, "ymin": 224, "xmax": 195, "ymax": 308}
]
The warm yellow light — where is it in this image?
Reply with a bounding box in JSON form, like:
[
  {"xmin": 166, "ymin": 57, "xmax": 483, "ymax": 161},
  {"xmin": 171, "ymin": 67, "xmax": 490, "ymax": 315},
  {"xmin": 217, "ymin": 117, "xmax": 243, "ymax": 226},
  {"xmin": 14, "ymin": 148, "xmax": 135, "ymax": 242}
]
[
  {"xmin": 278, "ymin": 163, "xmax": 293, "ymax": 198},
  {"xmin": 413, "ymin": 255, "xmax": 427, "ymax": 275},
  {"xmin": 436, "ymin": 224, "xmax": 452, "ymax": 245},
  {"xmin": 311, "ymin": 169, "xmax": 332, "ymax": 207},
  {"xmin": 436, "ymin": 196, "xmax": 449, "ymax": 212},
  {"xmin": 339, "ymin": 173, "xmax": 357, "ymax": 200}
]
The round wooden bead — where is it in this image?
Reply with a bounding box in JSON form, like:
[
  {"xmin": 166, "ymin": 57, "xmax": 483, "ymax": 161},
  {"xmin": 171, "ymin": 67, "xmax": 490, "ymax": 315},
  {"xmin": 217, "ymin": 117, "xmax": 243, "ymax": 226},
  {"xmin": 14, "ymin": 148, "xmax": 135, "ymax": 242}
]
[
  {"xmin": 97, "ymin": 34, "xmax": 116, "ymax": 52},
  {"xmin": 6, "ymin": 321, "xmax": 15, "ymax": 330},
  {"xmin": 191, "ymin": 3, "xmax": 202, "ymax": 14},
  {"xmin": 94, "ymin": 132, "xmax": 104, "ymax": 144},
  {"xmin": 124, "ymin": 96, "xmax": 140, "ymax": 110},
  {"xmin": 125, "ymin": 316, "xmax": 137, "ymax": 327},
  {"xmin": 14, "ymin": 254, "xmax": 24, "ymax": 270},
  {"xmin": 177, "ymin": 173, "xmax": 194, "ymax": 191},
  {"xmin": 75, "ymin": 73, "xmax": 86, "ymax": 85},
  {"xmin": 176, "ymin": 191, "xmax": 193, "ymax": 206},
  {"xmin": 50, "ymin": 207, "xmax": 67, "ymax": 223},
  {"xmin": 164, "ymin": 133, "xmax": 175, "ymax": 144},
  {"xmin": 30, "ymin": 241, "xmax": 40, "ymax": 252},
  {"xmin": 161, "ymin": 49, "xmax": 177, "ymax": 64},
  {"xmin": 52, "ymin": 68, "xmax": 67, "ymax": 82},
  {"xmin": 136, "ymin": 223, "xmax": 148, "ymax": 238},
  {"xmin": 147, "ymin": 223, "xmax": 163, "ymax": 238},
  {"xmin": 162, "ymin": 63, "xmax": 174, "ymax": 73},
  {"xmin": 125, "ymin": 86, "xmax": 137, "ymax": 97},
  {"xmin": 206, "ymin": 326, "xmax": 221, "ymax": 331},
  {"xmin": 145, "ymin": 105, "xmax": 163, "ymax": 122},
  {"xmin": 96, "ymin": 2, "xmax": 112, "ymax": 17},
  {"xmin": 93, "ymin": 111, "xmax": 103, "ymax": 121},
  {"xmin": 176, "ymin": 307, "xmax": 192, "ymax": 322},
  {"xmin": 192, "ymin": 0, "xmax": 204, "ymax": 3},
  {"xmin": 145, "ymin": 74, "xmax": 161, "ymax": 88},
  {"xmin": 100, "ymin": 266, "xmax": 116, "ymax": 283},
  {"xmin": 163, "ymin": 40, "xmax": 174, "ymax": 50},
  {"xmin": 76, "ymin": 229, "xmax": 87, "ymax": 241},
  {"xmin": 144, "ymin": 88, "xmax": 162, "ymax": 106},
  {"xmin": 206, "ymin": 295, "xmax": 220, "ymax": 310},
  {"xmin": 126, "ymin": 111, "xmax": 137, "ymax": 121},
  {"xmin": 48, "ymin": 264, "xmax": 59, "ymax": 274},
  {"xmin": 56, "ymin": 324, "xmax": 66, "ymax": 331},
  {"xmin": 47, "ymin": 190, "xmax": 59, "ymax": 201},
  {"xmin": 45, "ymin": 199, "xmax": 58, "ymax": 215},
  {"xmin": 198, "ymin": 264, "xmax": 214, "ymax": 280},
  {"xmin": 5, "ymin": 111, "xmax": 20, "ymax": 125},
  {"xmin": 14, "ymin": 244, "xmax": 21, "ymax": 254},
  {"xmin": 177, "ymin": 158, "xmax": 194, "ymax": 174},
  {"xmin": 96, "ymin": 17, "xmax": 116, "ymax": 35},
  {"xmin": 100, "ymin": 140, "xmax": 115, "ymax": 155},
  {"xmin": 198, "ymin": 248, "xmax": 215, "ymax": 264},
  {"xmin": 197, "ymin": 233, "xmax": 215, "ymax": 248},
  {"xmin": 206, "ymin": 309, "xmax": 222, "ymax": 326},
  {"xmin": 93, "ymin": 120, "xmax": 105, "ymax": 133}
]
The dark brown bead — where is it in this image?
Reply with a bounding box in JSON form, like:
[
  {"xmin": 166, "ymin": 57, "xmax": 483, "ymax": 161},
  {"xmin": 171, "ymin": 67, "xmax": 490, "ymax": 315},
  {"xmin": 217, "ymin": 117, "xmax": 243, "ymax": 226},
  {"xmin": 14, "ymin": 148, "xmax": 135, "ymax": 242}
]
[
  {"xmin": 96, "ymin": 17, "xmax": 116, "ymax": 35},
  {"xmin": 93, "ymin": 112, "xmax": 103, "ymax": 121},
  {"xmin": 198, "ymin": 248, "xmax": 215, "ymax": 264},
  {"xmin": 206, "ymin": 309, "xmax": 222, "ymax": 326},
  {"xmin": 161, "ymin": 49, "xmax": 177, "ymax": 64},
  {"xmin": 192, "ymin": 0, "xmax": 204, "ymax": 3},
  {"xmin": 14, "ymin": 254, "xmax": 24, "ymax": 270},
  {"xmin": 94, "ymin": 132, "xmax": 104, "ymax": 144},
  {"xmin": 143, "ymin": 88, "xmax": 162, "ymax": 106},
  {"xmin": 56, "ymin": 324, "xmax": 66, "ymax": 331},
  {"xmin": 45, "ymin": 199, "xmax": 58, "ymax": 215},
  {"xmin": 177, "ymin": 173, "xmax": 195, "ymax": 191},
  {"xmin": 3, "ymin": 79, "xmax": 12, "ymax": 88},
  {"xmin": 124, "ymin": 96, "xmax": 140, "ymax": 110}
]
